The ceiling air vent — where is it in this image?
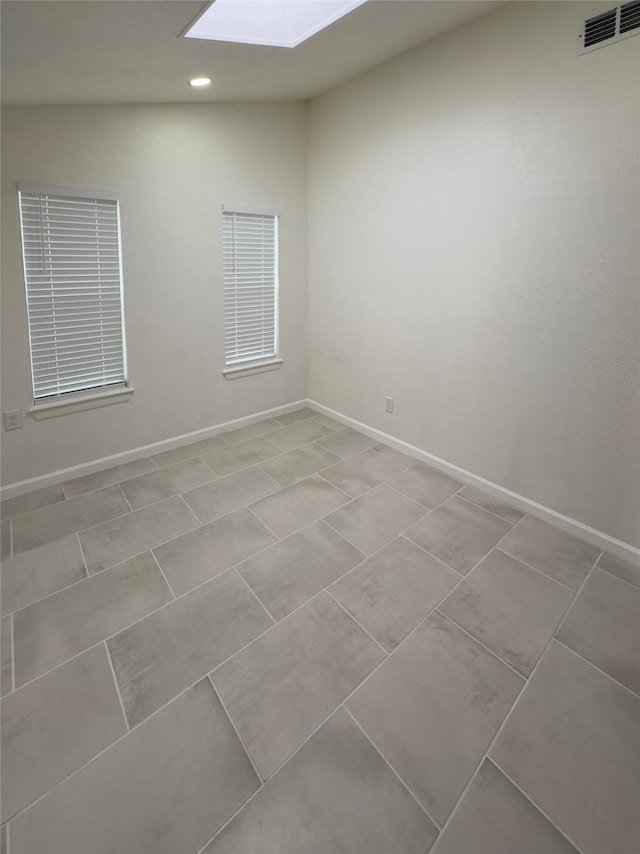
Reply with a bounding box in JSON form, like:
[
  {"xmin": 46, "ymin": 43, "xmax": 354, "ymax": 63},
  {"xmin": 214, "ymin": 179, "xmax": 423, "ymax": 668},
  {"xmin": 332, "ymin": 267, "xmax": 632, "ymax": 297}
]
[
  {"xmin": 579, "ymin": 1, "xmax": 640, "ymax": 53},
  {"xmin": 620, "ymin": 0, "xmax": 640, "ymax": 32}
]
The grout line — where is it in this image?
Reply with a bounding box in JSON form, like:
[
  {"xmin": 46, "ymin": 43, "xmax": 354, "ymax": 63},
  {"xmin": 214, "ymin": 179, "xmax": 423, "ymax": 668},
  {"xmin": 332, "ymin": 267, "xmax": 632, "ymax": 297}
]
[
  {"xmin": 242, "ymin": 544, "xmax": 492, "ymax": 789},
  {"xmin": 325, "ymin": 589, "xmax": 389, "ymax": 658},
  {"xmin": 4, "ymin": 496, "xmax": 600, "ymax": 845},
  {"xmin": 313, "ymin": 472, "xmax": 355, "ymax": 504},
  {"xmin": 493, "ymin": 547, "xmax": 580, "ymax": 594},
  {"xmin": 369, "ymin": 444, "xmax": 416, "ymax": 469},
  {"xmin": 233, "ymin": 568, "xmax": 276, "ymax": 624},
  {"xmin": 10, "ymin": 612, "xmax": 15, "ymax": 693},
  {"xmin": 493, "ymin": 510, "xmax": 527, "ymax": 547},
  {"xmin": 488, "ymin": 757, "xmax": 586, "ymax": 853},
  {"xmin": 3, "ymin": 432, "xmax": 340, "ymax": 553},
  {"xmin": 118, "ymin": 484, "xmax": 134, "ymax": 513},
  {"xmin": 4, "ymin": 672, "xmax": 226, "ymax": 827},
  {"xmin": 398, "ymin": 534, "xmax": 465, "ymax": 578},
  {"xmin": 245, "ymin": 504, "xmax": 283, "ymax": 542},
  {"xmin": 341, "ymin": 704, "xmax": 442, "ymax": 830},
  {"xmin": 552, "ymin": 554, "xmax": 600, "ymax": 638},
  {"xmin": 103, "ymin": 640, "xmax": 130, "ymax": 732},
  {"xmin": 552, "ymin": 637, "xmax": 640, "ymax": 700},
  {"xmin": 1, "ymin": 462, "xmax": 528, "ymax": 694},
  {"xmin": 75, "ymin": 532, "xmax": 90, "ymax": 580},
  {"xmin": 454, "ymin": 491, "xmax": 523, "ymax": 527},
  {"xmin": 431, "ymin": 551, "xmax": 604, "ymax": 852},
  {"xmin": 207, "ymin": 674, "xmax": 265, "ymax": 785},
  {"xmin": 384, "ymin": 482, "xmax": 439, "ymax": 516},
  {"xmin": 434, "ymin": 609, "xmax": 527, "ymax": 681},
  {"xmin": 5, "ymin": 428, "xmax": 621, "ymax": 849},
  {"xmin": 258, "ymin": 466, "xmax": 288, "ymax": 490},
  {"xmin": 202, "ymin": 557, "xmax": 480, "ymax": 853},
  {"xmin": 453, "ymin": 482, "xmax": 525, "ymax": 523},
  {"xmin": 593, "ymin": 561, "xmax": 640, "ymax": 592},
  {"xmin": 149, "ymin": 550, "xmax": 177, "ymax": 600}
]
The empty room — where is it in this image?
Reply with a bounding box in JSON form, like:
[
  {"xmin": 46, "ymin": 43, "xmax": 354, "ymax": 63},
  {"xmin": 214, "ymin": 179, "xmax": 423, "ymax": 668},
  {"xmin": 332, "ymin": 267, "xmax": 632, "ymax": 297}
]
[{"xmin": 0, "ymin": 0, "xmax": 638, "ymax": 852}]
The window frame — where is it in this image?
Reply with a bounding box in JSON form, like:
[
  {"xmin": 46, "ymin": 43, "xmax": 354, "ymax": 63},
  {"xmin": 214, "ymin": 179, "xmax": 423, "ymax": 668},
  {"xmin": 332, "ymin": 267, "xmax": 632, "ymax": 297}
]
[
  {"xmin": 18, "ymin": 182, "xmax": 129, "ymax": 409},
  {"xmin": 221, "ymin": 204, "xmax": 280, "ymax": 377}
]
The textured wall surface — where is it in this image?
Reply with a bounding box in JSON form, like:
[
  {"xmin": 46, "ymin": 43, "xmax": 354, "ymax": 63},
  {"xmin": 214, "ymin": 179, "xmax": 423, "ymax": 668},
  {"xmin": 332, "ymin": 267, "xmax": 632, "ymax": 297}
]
[
  {"xmin": 308, "ymin": 1, "xmax": 640, "ymax": 546},
  {"xmin": 1, "ymin": 103, "xmax": 308, "ymax": 483}
]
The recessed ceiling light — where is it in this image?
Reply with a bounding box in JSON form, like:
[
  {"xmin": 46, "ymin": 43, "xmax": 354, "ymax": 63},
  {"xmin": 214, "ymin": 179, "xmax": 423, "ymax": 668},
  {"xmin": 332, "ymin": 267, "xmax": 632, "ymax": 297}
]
[
  {"xmin": 190, "ymin": 76, "xmax": 212, "ymax": 87},
  {"xmin": 184, "ymin": 0, "xmax": 368, "ymax": 49}
]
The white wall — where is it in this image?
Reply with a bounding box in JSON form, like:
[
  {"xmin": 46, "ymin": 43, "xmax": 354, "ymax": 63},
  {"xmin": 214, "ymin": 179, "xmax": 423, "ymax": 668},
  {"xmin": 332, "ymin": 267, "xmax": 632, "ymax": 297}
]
[
  {"xmin": 308, "ymin": 1, "xmax": 640, "ymax": 547},
  {"xmin": 1, "ymin": 103, "xmax": 308, "ymax": 484}
]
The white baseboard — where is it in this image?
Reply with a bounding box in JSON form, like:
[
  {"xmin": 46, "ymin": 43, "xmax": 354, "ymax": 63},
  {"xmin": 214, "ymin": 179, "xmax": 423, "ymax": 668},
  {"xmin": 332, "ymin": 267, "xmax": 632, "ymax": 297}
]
[
  {"xmin": 3, "ymin": 395, "xmax": 638, "ymax": 567},
  {"xmin": 0, "ymin": 399, "xmax": 307, "ymax": 502},
  {"xmin": 307, "ymin": 399, "xmax": 640, "ymax": 567}
]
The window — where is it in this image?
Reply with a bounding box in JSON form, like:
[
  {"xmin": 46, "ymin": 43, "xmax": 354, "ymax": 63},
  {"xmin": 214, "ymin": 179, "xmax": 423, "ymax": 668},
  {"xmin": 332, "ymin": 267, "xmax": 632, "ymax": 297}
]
[
  {"xmin": 18, "ymin": 184, "xmax": 127, "ymax": 404},
  {"xmin": 222, "ymin": 205, "xmax": 278, "ymax": 368}
]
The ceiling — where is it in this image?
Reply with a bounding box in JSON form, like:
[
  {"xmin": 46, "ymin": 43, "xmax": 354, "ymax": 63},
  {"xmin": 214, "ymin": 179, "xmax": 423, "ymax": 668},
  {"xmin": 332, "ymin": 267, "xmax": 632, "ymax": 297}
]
[{"xmin": 1, "ymin": 0, "xmax": 504, "ymax": 106}]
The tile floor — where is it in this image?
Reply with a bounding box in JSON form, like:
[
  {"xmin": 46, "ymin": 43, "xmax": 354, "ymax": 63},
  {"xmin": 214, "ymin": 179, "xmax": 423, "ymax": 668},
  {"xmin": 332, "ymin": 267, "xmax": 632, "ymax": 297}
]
[{"xmin": 1, "ymin": 407, "xmax": 639, "ymax": 854}]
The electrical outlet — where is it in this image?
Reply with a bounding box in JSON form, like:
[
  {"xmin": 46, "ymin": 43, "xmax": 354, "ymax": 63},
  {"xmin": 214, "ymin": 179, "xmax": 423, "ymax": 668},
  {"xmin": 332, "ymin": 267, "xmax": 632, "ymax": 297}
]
[
  {"xmin": 3, "ymin": 410, "xmax": 22, "ymax": 431},
  {"xmin": 385, "ymin": 397, "xmax": 393, "ymax": 414}
]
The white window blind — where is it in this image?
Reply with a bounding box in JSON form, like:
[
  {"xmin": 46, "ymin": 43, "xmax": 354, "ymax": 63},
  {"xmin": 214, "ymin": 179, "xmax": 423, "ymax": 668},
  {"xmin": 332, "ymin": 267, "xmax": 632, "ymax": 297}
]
[
  {"xmin": 222, "ymin": 206, "xmax": 278, "ymax": 366},
  {"xmin": 18, "ymin": 184, "xmax": 127, "ymax": 403}
]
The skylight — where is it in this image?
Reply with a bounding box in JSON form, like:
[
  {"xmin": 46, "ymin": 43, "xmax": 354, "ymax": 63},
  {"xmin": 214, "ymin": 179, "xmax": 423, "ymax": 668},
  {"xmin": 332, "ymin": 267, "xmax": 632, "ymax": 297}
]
[{"xmin": 183, "ymin": 0, "xmax": 368, "ymax": 49}]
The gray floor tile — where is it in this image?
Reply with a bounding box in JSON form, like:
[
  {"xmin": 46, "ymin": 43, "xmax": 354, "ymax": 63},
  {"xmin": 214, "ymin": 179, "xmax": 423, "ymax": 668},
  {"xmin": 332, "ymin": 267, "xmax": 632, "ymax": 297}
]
[
  {"xmin": 499, "ymin": 515, "xmax": 599, "ymax": 590},
  {"xmin": 108, "ymin": 569, "xmax": 272, "ymax": 728},
  {"xmin": 325, "ymin": 484, "xmax": 426, "ymax": 556},
  {"xmin": 1, "ymin": 519, "xmax": 10, "ymax": 560},
  {"xmin": 389, "ymin": 463, "xmax": 462, "ymax": 510},
  {"xmin": 212, "ymin": 593, "xmax": 385, "ymax": 778},
  {"xmin": 330, "ymin": 537, "xmax": 460, "ymax": 652},
  {"xmin": 597, "ymin": 550, "xmax": 640, "ymax": 589},
  {"xmin": 316, "ymin": 427, "xmax": 377, "ymax": 459},
  {"xmin": 556, "ymin": 568, "xmax": 640, "ymax": 694},
  {"xmin": 259, "ymin": 443, "xmax": 340, "ymax": 487},
  {"xmin": 264, "ymin": 419, "xmax": 337, "ymax": 452},
  {"xmin": 62, "ymin": 458, "xmax": 157, "ymax": 499},
  {"xmin": 151, "ymin": 435, "xmax": 228, "ymax": 469},
  {"xmin": 432, "ymin": 759, "xmax": 578, "ymax": 854},
  {"xmin": 1, "ymin": 484, "xmax": 65, "ymax": 520},
  {"xmin": 202, "ymin": 436, "xmax": 281, "ymax": 477},
  {"xmin": 13, "ymin": 552, "xmax": 172, "ymax": 687},
  {"xmin": 439, "ymin": 549, "xmax": 574, "ymax": 676},
  {"xmin": 120, "ymin": 458, "xmax": 215, "ymax": 510},
  {"xmin": 2, "ymin": 535, "xmax": 86, "ymax": 616},
  {"xmin": 183, "ymin": 467, "xmax": 280, "ymax": 524},
  {"xmin": 239, "ymin": 521, "xmax": 364, "ymax": 620},
  {"xmin": 307, "ymin": 414, "xmax": 344, "ymax": 431},
  {"xmin": 79, "ymin": 496, "xmax": 199, "ymax": 574},
  {"xmin": 12, "ymin": 486, "xmax": 129, "ymax": 556},
  {"xmin": 1, "ymin": 824, "xmax": 5, "ymax": 854},
  {"xmin": 9, "ymin": 679, "xmax": 259, "ymax": 854},
  {"xmin": 153, "ymin": 507, "xmax": 277, "ymax": 596},
  {"xmin": 250, "ymin": 475, "xmax": 348, "ymax": 538},
  {"xmin": 1, "ymin": 645, "xmax": 126, "ymax": 822},
  {"xmin": 347, "ymin": 611, "xmax": 523, "ymax": 825},
  {"xmin": 322, "ymin": 448, "xmax": 406, "ymax": 498},
  {"xmin": 275, "ymin": 406, "xmax": 317, "ymax": 425},
  {"xmin": 457, "ymin": 486, "xmax": 525, "ymax": 525},
  {"xmin": 406, "ymin": 495, "xmax": 511, "ymax": 575},
  {"xmin": 490, "ymin": 641, "xmax": 640, "ymax": 854},
  {"xmin": 206, "ymin": 708, "xmax": 438, "ymax": 854},
  {"xmin": 221, "ymin": 417, "xmax": 287, "ymax": 446},
  {"xmin": 1, "ymin": 615, "xmax": 12, "ymax": 696},
  {"xmin": 371, "ymin": 443, "xmax": 415, "ymax": 469}
]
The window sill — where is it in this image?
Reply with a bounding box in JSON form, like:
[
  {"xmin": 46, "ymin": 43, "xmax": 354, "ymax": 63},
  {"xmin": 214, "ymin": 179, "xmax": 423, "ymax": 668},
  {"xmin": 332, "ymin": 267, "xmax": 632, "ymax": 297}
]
[
  {"xmin": 28, "ymin": 386, "xmax": 135, "ymax": 420},
  {"xmin": 223, "ymin": 359, "xmax": 283, "ymax": 380}
]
